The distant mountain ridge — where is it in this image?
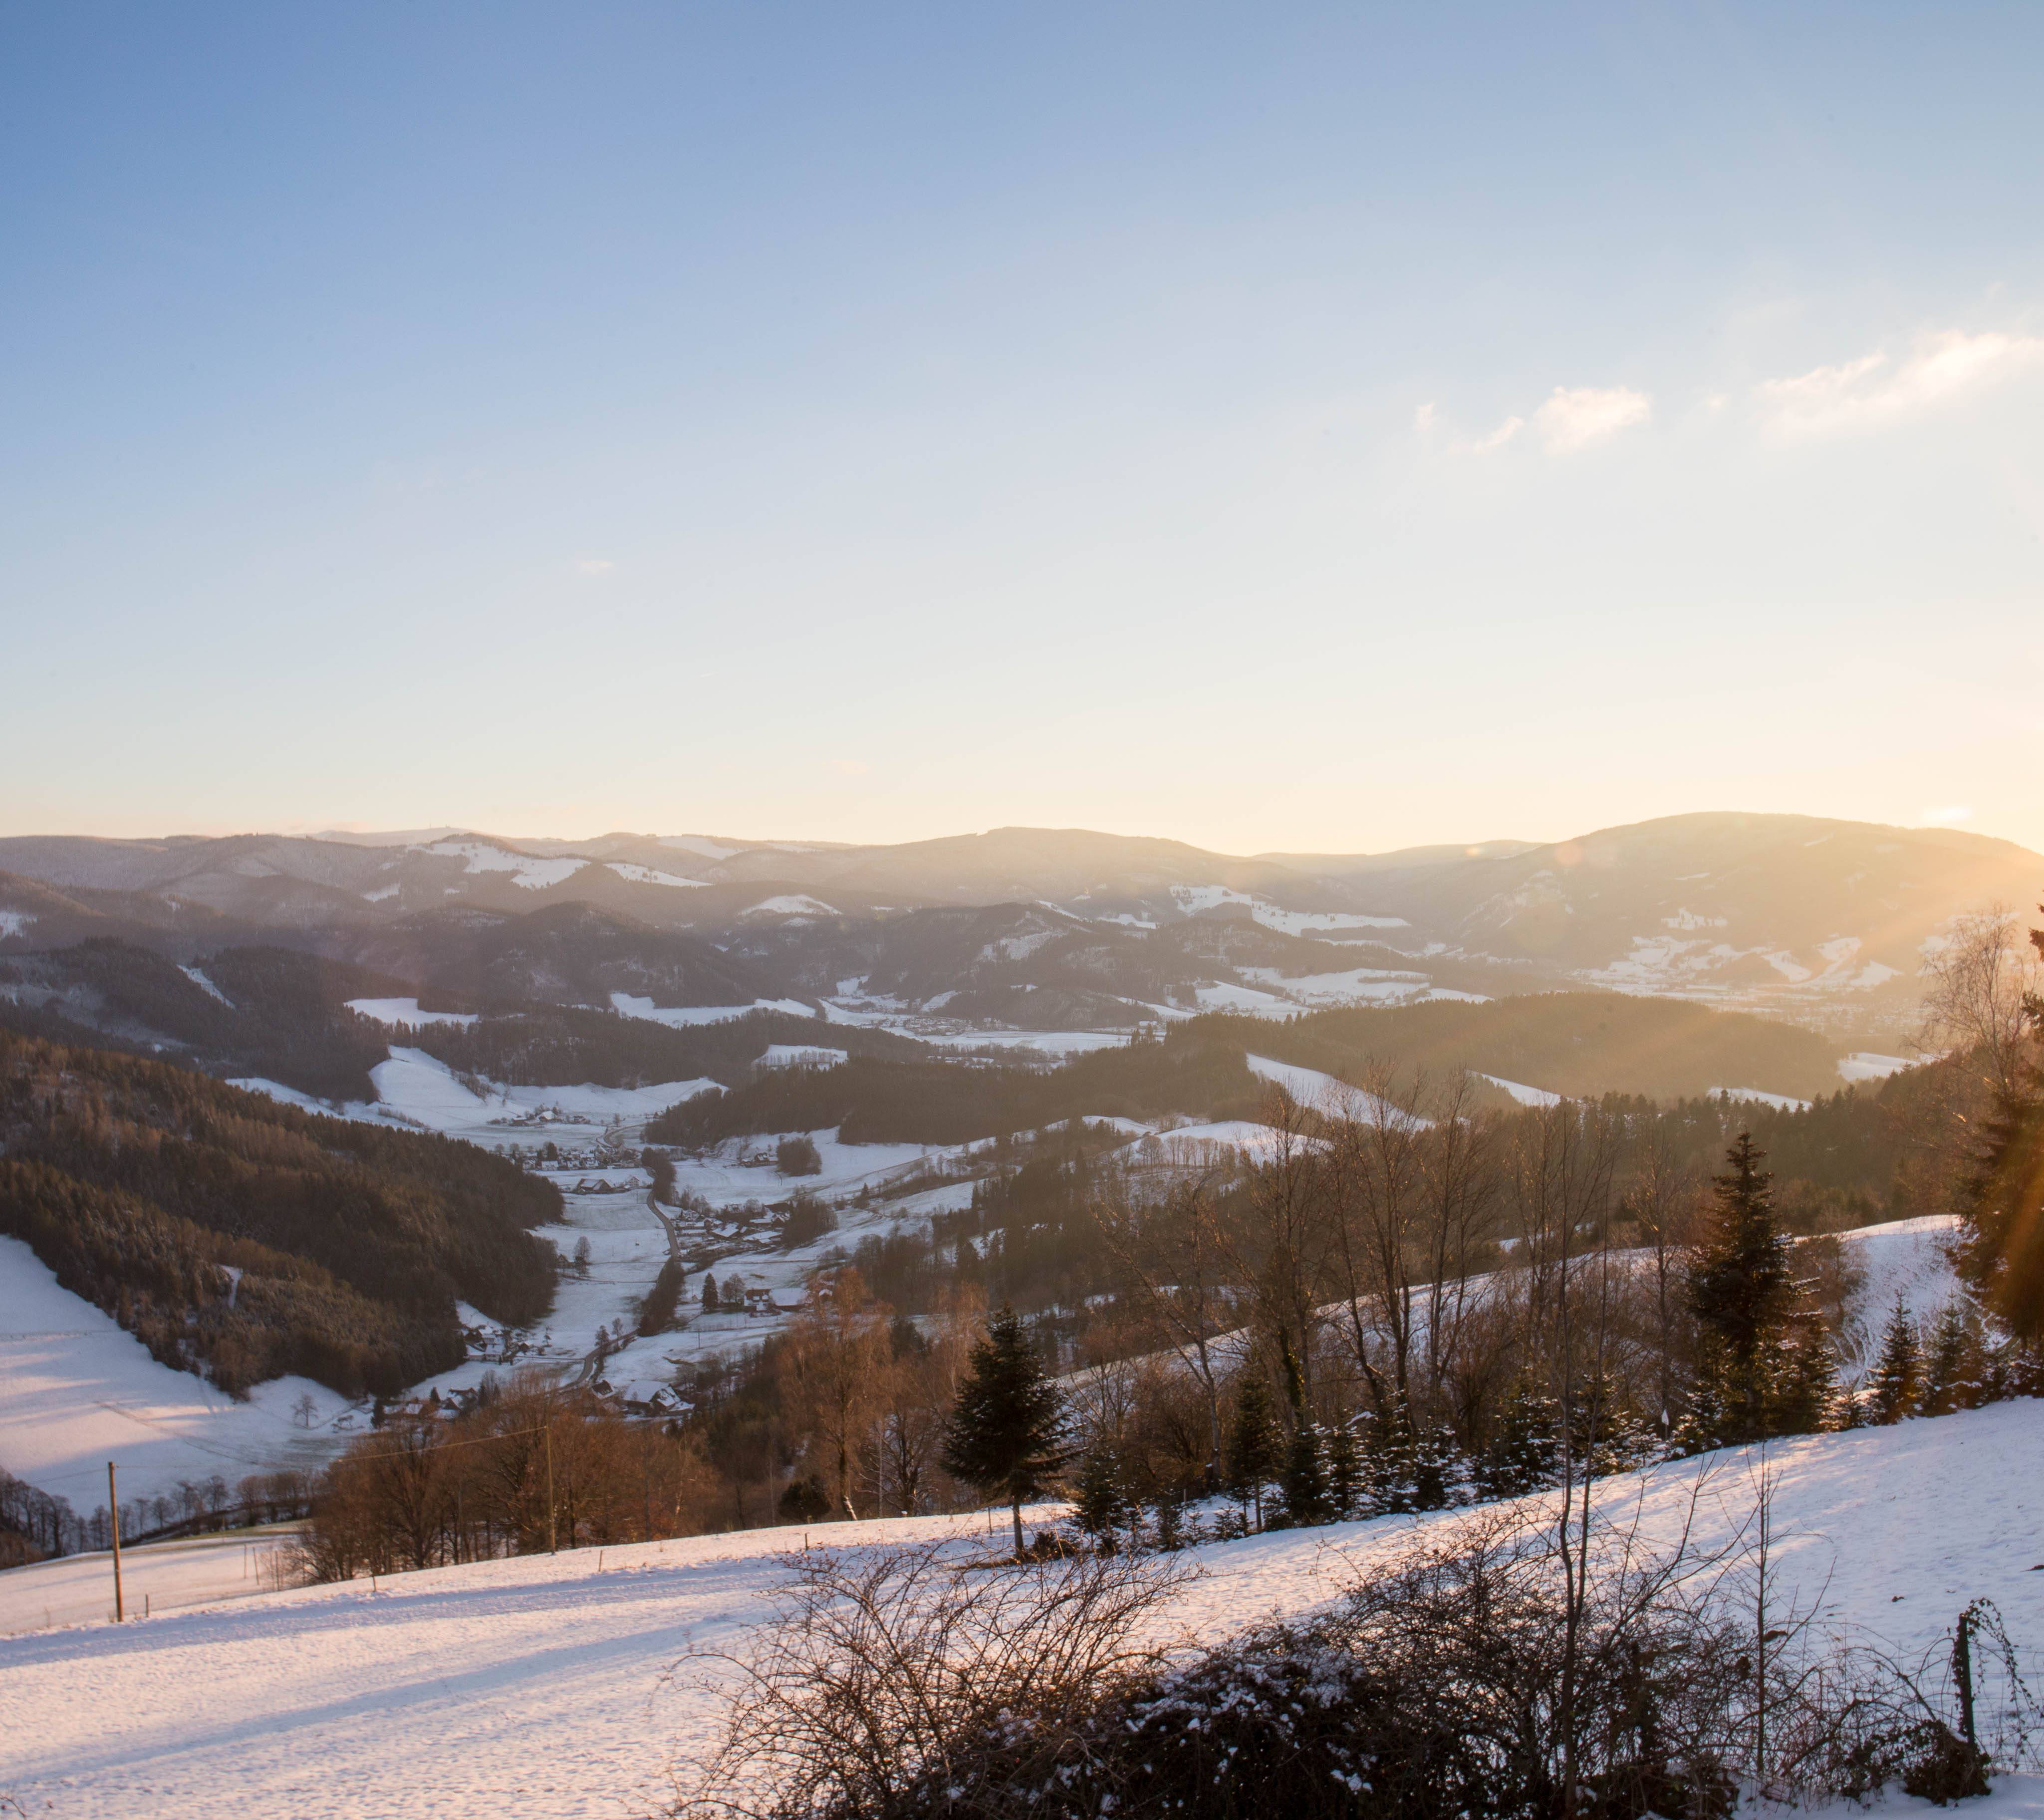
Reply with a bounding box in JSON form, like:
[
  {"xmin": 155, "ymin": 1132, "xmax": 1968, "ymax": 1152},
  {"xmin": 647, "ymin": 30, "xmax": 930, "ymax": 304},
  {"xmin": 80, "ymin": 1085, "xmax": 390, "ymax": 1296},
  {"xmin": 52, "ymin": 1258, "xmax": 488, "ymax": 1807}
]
[{"xmin": 3, "ymin": 812, "xmax": 2038, "ymax": 1046}]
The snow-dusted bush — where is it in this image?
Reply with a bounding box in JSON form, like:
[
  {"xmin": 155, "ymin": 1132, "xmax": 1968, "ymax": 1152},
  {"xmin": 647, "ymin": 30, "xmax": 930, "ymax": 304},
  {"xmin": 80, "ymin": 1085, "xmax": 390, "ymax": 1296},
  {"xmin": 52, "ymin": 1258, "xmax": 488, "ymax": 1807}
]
[{"xmin": 677, "ymin": 1502, "xmax": 2034, "ymax": 1819}]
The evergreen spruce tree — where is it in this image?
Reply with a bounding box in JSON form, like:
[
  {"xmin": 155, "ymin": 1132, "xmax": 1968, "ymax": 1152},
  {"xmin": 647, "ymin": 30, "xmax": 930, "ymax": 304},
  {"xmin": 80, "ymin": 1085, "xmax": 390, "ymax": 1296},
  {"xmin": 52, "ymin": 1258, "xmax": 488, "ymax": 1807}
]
[
  {"xmin": 701, "ymin": 1272, "xmax": 719, "ymax": 1313},
  {"xmin": 1867, "ymin": 1298, "xmax": 1922, "ymax": 1424},
  {"xmin": 1671, "ymin": 1348, "xmax": 1733, "ymax": 1457},
  {"xmin": 1224, "ymin": 1375, "xmax": 1283, "ymax": 1532},
  {"xmin": 1409, "ymin": 1420, "xmax": 1467, "ymax": 1510},
  {"xmin": 1326, "ymin": 1420, "xmax": 1364, "ymax": 1518},
  {"xmin": 1833, "ymin": 1375, "xmax": 1868, "ymax": 1429},
  {"xmin": 1070, "ymin": 1444, "xmax": 1134, "ymax": 1551},
  {"xmin": 777, "ymin": 1474, "xmax": 830, "ymax": 1523},
  {"xmin": 1363, "ymin": 1401, "xmax": 1422, "ymax": 1515},
  {"xmin": 1920, "ymin": 1302, "xmax": 1982, "ymax": 1416},
  {"xmin": 941, "ymin": 1304, "xmax": 1071, "ymax": 1558},
  {"xmin": 1774, "ymin": 1310, "xmax": 1840, "ymax": 1436},
  {"xmin": 1479, "ymin": 1370, "xmax": 1560, "ymax": 1498},
  {"xmin": 1685, "ymin": 1134, "xmax": 1799, "ymax": 1444},
  {"xmin": 1153, "ymin": 1487, "xmax": 1186, "ymax": 1552},
  {"xmin": 1280, "ymin": 1422, "xmax": 1333, "ymax": 1528},
  {"xmin": 1572, "ymin": 1370, "xmax": 1658, "ymax": 1478}
]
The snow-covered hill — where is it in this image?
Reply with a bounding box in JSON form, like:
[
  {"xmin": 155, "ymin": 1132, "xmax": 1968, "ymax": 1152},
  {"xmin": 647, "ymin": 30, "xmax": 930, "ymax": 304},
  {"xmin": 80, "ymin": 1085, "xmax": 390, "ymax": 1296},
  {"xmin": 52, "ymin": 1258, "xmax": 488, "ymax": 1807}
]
[
  {"xmin": 0, "ymin": 1237, "xmax": 358, "ymax": 1513},
  {"xmin": 5, "ymin": 1402, "xmax": 2044, "ymax": 1819}
]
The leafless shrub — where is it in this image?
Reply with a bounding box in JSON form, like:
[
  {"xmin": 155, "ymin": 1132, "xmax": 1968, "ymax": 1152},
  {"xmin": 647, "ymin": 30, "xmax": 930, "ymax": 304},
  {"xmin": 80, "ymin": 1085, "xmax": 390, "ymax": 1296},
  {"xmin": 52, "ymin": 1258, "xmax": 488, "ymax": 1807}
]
[
  {"xmin": 674, "ymin": 1494, "xmax": 2034, "ymax": 1820},
  {"xmin": 672, "ymin": 1542, "xmax": 1191, "ymax": 1819}
]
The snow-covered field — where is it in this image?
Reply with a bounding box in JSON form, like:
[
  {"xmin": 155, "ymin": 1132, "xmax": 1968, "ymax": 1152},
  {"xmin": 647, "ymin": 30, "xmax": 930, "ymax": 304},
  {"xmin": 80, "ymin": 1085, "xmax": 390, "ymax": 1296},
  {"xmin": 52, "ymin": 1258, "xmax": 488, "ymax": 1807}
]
[
  {"xmin": 0, "ymin": 1525, "xmax": 298, "ymax": 1633},
  {"xmin": 0, "ymin": 1236, "xmax": 357, "ymax": 1511},
  {"xmin": 6, "ymin": 1402, "xmax": 2044, "ymax": 1819}
]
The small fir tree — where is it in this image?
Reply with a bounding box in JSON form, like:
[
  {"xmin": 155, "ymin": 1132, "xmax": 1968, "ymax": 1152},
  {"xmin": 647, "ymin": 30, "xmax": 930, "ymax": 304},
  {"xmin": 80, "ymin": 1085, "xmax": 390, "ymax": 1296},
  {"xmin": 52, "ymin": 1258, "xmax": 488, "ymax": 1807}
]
[
  {"xmin": 777, "ymin": 1474, "xmax": 830, "ymax": 1523},
  {"xmin": 1279, "ymin": 1422, "xmax": 1333, "ymax": 1528},
  {"xmin": 941, "ymin": 1304, "xmax": 1071, "ymax": 1559},
  {"xmin": 1671, "ymin": 1355, "xmax": 1732, "ymax": 1457},
  {"xmin": 1479, "ymin": 1372, "xmax": 1560, "ymax": 1499},
  {"xmin": 700, "ymin": 1272, "xmax": 720, "ymax": 1313},
  {"xmin": 1361, "ymin": 1401, "xmax": 1421, "ymax": 1515},
  {"xmin": 1868, "ymin": 1298, "xmax": 1922, "ymax": 1424},
  {"xmin": 1833, "ymin": 1376, "xmax": 1868, "ymax": 1429},
  {"xmin": 1684, "ymin": 1135, "xmax": 1804, "ymax": 1444},
  {"xmin": 1919, "ymin": 1303, "xmax": 1981, "ymax": 1415},
  {"xmin": 1071, "ymin": 1445, "xmax": 1135, "ymax": 1551},
  {"xmin": 1153, "ymin": 1487, "xmax": 1186, "ymax": 1552},
  {"xmin": 1224, "ymin": 1375, "xmax": 1284, "ymax": 1532},
  {"xmin": 1773, "ymin": 1310, "xmax": 1841, "ymax": 1436},
  {"xmin": 1409, "ymin": 1420, "xmax": 1467, "ymax": 1510},
  {"xmin": 1326, "ymin": 1420, "xmax": 1365, "ymax": 1518},
  {"xmin": 1569, "ymin": 1368, "xmax": 1626, "ymax": 1478}
]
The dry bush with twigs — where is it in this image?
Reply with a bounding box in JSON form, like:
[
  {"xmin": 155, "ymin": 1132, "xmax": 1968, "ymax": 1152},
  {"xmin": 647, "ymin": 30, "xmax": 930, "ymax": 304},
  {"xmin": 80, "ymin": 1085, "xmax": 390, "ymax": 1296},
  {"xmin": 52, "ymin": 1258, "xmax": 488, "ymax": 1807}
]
[
  {"xmin": 671, "ymin": 1542, "xmax": 1190, "ymax": 1820},
  {"xmin": 673, "ymin": 1479, "xmax": 2037, "ymax": 1820}
]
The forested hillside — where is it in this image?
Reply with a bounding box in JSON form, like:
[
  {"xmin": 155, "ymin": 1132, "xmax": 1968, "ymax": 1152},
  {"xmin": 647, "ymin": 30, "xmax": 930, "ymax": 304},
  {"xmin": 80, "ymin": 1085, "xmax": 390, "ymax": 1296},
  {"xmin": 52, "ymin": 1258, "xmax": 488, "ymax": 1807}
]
[
  {"xmin": 0, "ymin": 1033, "xmax": 559, "ymax": 1396},
  {"xmin": 1237, "ymin": 992, "xmax": 1846, "ymax": 1101},
  {"xmin": 0, "ymin": 939, "xmax": 401, "ymax": 1100},
  {"xmin": 650, "ymin": 995, "xmax": 1846, "ymax": 1146},
  {"xmin": 647, "ymin": 1029, "xmax": 1265, "ymax": 1146}
]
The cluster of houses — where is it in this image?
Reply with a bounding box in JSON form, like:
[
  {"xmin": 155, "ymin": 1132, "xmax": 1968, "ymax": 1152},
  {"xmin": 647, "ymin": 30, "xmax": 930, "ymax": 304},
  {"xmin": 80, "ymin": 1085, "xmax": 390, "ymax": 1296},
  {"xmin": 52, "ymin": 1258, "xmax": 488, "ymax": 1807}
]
[{"xmin": 588, "ymin": 1377, "xmax": 689, "ymax": 1418}]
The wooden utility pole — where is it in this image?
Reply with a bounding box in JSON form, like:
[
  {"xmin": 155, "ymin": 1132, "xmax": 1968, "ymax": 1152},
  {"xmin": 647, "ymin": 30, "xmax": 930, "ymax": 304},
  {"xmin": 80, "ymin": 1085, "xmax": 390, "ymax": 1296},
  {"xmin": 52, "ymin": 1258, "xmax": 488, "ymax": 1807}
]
[
  {"xmin": 107, "ymin": 1462, "xmax": 124, "ymax": 1623},
  {"xmin": 545, "ymin": 1426, "xmax": 557, "ymax": 1554}
]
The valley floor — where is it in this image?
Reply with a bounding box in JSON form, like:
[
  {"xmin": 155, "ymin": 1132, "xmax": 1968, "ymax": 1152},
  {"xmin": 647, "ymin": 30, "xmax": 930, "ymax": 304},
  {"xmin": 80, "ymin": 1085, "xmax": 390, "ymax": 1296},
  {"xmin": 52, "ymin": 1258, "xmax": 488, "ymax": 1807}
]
[{"xmin": 5, "ymin": 1401, "xmax": 2044, "ymax": 1820}]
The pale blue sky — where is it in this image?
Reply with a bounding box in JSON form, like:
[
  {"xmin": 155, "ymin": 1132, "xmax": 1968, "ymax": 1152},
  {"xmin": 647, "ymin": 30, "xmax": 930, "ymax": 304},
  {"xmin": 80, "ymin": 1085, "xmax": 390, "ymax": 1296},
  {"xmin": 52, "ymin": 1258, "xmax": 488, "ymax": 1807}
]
[{"xmin": 5, "ymin": 4, "xmax": 2042, "ymax": 854}]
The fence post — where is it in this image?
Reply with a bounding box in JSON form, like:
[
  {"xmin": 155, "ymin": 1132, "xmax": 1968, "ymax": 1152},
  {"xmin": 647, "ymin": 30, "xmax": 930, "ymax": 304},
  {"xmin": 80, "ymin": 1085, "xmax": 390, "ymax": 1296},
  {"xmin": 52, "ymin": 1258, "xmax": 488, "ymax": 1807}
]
[
  {"xmin": 108, "ymin": 1462, "xmax": 124, "ymax": 1623},
  {"xmin": 1955, "ymin": 1604, "xmax": 1978, "ymax": 1753}
]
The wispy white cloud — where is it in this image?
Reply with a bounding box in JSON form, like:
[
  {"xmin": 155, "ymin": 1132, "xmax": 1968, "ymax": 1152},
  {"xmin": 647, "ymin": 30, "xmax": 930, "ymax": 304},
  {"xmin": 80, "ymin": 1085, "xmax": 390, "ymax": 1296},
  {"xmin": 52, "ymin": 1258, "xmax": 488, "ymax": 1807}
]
[
  {"xmin": 1531, "ymin": 385, "xmax": 1651, "ymax": 454},
  {"xmin": 575, "ymin": 557, "xmax": 615, "ymax": 575},
  {"xmin": 1919, "ymin": 804, "xmax": 1975, "ymax": 825},
  {"xmin": 1758, "ymin": 329, "xmax": 2044, "ymax": 439},
  {"xmin": 1468, "ymin": 414, "xmax": 1525, "ymax": 453}
]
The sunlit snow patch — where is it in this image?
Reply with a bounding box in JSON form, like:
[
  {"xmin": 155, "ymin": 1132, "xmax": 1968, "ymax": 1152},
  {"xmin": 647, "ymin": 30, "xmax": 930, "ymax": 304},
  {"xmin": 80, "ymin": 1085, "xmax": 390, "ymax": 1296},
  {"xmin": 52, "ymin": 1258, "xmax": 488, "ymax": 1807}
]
[
  {"xmin": 739, "ymin": 894, "xmax": 840, "ymax": 919},
  {"xmin": 178, "ymin": 965, "xmax": 234, "ymax": 1006},
  {"xmin": 1194, "ymin": 980, "xmax": 1294, "ymax": 1016},
  {"xmin": 346, "ymin": 998, "xmax": 480, "ymax": 1030},
  {"xmin": 420, "ymin": 840, "xmax": 587, "ymax": 891},
  {"xmin": 1247, "ymin": 905, "xmax": 1409, "ymax": 936},
  {"xmin": 1246, "ymin": 1054, "xmax": 1431, "ymax": 1129},
  {"xmin": 1478, "ymin": 1073, "xmax": 1562, "ymax": 1108},
  {"xmin": 757, "ymin": 1044, "xmax": 847, "ymax": 1070},
  {"xmin": 605, "ymin": 863, "xmax": 708, "ymax": 888},
  {"xmin": 1709, "ymin": 1085, "xmax": 1812, "ymax": 1113},
  {"xmin": 370, "ymin": 1049, "xmax": 719, "ymax": 1133},
  {"xmin": 610, "ymin": 991, "xmax": 815, "ymax": 1026}
]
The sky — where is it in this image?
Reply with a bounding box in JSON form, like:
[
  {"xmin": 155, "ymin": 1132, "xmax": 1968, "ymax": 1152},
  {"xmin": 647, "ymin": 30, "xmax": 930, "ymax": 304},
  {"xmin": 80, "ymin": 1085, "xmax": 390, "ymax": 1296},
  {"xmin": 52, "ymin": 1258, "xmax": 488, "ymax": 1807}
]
[{"xmin": 3, "ymin": 3, "xmax": 2042, "ymax": 858}]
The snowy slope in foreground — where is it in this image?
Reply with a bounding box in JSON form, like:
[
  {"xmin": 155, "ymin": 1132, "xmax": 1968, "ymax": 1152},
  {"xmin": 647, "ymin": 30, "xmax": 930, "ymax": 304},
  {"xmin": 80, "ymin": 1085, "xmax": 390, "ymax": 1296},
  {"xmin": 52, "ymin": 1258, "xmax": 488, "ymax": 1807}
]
[{"xmin": 8, "ymin": 1403, "xmax": 2044, "ymax": 1820}]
